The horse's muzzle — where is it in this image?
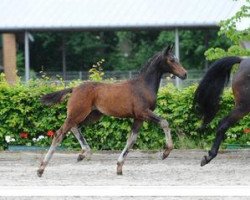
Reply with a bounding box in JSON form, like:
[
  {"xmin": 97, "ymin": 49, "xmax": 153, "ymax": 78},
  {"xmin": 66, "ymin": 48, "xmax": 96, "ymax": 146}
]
[{"xmin": 180, "ymin": 73, "xmax": 187, "ymax": 80}]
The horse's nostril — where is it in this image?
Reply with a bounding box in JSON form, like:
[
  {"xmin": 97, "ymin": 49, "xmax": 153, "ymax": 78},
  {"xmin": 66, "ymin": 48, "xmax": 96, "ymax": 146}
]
[{"xmin": 183, "ymin": 73, "xmax": 187, "ymax": 79}]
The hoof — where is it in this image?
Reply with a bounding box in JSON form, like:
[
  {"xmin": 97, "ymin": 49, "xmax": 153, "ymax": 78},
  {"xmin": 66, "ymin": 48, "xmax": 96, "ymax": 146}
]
[
  {"xmin": 201, "ymin": 155, "xmax": 209, "ymax": 167},
  {"xmin": 37, "ymin": 169, "xmax": 44, "ymax": 177},
  {"xmin": 117, "ymin": 170, "xmax": 123, "ymax": 175},
  {"xmin": 161, "ymin": 149, "xmax": 172, "ymax": 160},
  {"xmin": 161, "ymin": 152, "xmax": 169, "ymax": 160},
  {"xmin": 117, "ymin": 163, "xmax": 123, "ymax": 175},
  {"xmin": 77, "ymin": 154, "xmax": 85, "ymax": 162}
]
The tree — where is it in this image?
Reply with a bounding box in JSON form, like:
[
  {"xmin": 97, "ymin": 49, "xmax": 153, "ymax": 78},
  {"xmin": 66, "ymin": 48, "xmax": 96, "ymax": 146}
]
[
  {"xmin": 17, "ymin": 28, "xmax": 235, "ymax": 73},
  {"xmin": 30, "ymin": 32, "xmax": 117, "ymax": 71},
  {"xmin": 205, "ymin": 0, "xmax": 250, "ymax": 60}
]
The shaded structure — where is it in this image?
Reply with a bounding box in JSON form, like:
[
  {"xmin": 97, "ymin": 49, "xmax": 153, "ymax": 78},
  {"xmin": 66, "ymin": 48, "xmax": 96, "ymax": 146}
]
[{"xmin": 0, "ymin": 0, "xmax": 246, "ymax": 83}]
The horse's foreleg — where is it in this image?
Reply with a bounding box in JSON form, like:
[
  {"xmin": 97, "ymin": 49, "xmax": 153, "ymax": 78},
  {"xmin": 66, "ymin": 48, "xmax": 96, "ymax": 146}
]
[
  {"xmin": 37, "ymin": 128, "xmax": 66, "ymax": 177},
  {"xmin": 71, "ymin": 127, "xmax": 91, "ymax": 162},
  {"xmin": 117, "ymin": 120, "xmax": 142, "ymax": 175},
  {"xmin": 201, "ymin": 106, "xmax": 248, "ymax": 167},
  {"xmin": 71, "ymin": 110, "xmax": 102, "ymax": 161},
  {"xmin": 159, "ymin": 119, "xmax": 173, "ymax": 159},
  {"xmin": 143, "ymin": 110, "xmax": 173, "ymax": 160}
]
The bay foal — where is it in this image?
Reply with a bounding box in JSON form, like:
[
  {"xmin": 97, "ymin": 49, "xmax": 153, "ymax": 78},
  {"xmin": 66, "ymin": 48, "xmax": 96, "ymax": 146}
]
[{"xmin": 37, "ymin": 45, "xmax": 187, "ymax": 177}]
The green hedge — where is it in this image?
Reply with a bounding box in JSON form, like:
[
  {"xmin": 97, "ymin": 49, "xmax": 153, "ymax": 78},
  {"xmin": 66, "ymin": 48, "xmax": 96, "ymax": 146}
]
[{"xmin": 1, "ymin": 77, "xmax": 250, "ymax": 150}]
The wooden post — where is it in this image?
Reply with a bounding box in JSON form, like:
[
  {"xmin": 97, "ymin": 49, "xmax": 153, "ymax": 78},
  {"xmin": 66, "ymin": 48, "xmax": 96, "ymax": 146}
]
[{"xmin": 3, "ymin": 33, "xmax": 17, "ymax": 84}]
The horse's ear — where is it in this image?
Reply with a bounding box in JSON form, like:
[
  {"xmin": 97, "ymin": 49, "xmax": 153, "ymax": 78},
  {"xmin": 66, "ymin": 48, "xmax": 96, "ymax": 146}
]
[
  {"xmin": 163, "ymin": 45, "xmax": 170, "ymax": 55},
  {"xmin": 170, "ymin": 43, "xmax": 174, "ymax": 52}
]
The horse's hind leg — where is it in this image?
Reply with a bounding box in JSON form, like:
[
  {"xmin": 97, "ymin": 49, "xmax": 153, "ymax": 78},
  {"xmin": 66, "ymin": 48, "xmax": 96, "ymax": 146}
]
[
  {"xmin": 37, "ymin": 118, "xmax": 74, "ymax": 177},
  {"xmin": 201, "ymin": 106, "xmax": 249, "ymax": 167},
  {"xmin": 37, "ymin": 88, "xmax": 94, "ymax": 177},
  {"xmin": 71, "ymin": 127, "xmax": 91, "ymax": 161},
  {"xmin": 117, "ymin": 119, "xmax": 142, "ymax": 175}
]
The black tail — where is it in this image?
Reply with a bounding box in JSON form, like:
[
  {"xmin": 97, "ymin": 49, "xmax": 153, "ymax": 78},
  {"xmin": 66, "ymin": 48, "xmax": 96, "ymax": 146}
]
[
  {"xmin": 41, "ymin": 88, "xmax": 72, "ymax": 106},
  {"xmin": 194, "ymin": 56, "xmax": 242, "ymax": 128}
]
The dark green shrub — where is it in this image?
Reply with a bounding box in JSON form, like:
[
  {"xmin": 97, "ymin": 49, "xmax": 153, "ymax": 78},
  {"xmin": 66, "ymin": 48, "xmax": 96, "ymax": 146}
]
[{"xmin": 1, "ymin": 77, "xmax": 249, "ymax": 150}]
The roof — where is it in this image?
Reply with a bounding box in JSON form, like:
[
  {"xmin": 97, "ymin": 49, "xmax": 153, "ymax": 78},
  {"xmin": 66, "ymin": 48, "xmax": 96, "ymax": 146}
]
[{"xmin": 0, "ymin": 0, "xmax": 246, "ymax": 31}]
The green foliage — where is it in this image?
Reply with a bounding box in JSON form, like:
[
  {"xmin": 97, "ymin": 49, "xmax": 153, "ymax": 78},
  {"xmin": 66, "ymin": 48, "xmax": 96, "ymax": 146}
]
[
  {"xmin": 109, "ymin": 31, "xmax": 160, "ymax": 70},
  {"xmin": 219, "ymin": 0, "xmax": 250, "ymax": 43},
  {"xmin": 0, "ymin": 76, "xmax": 66, "ymax": 150},
  {"xmin": 205, "ymin": 0, "xmax": 250, "ymax": 60},
  {"xmin": 1, "ymin": 78, "xmax": 250, "ymax": 151},
  {"xmin": 26, "ymin": 28, "xmax": 232, "ymax": 73},
  {"xmin": 88, "ymin": 59, "xmax": 105, "ymax": 81},
  {"xmin": 31, "ymin": 32, "xmax": 117, "ymax": 72},
  {"xmin": 16, "ymin": 51, "xmax": 25, "ymax": 72},
  {"xmin": 110, "ymin": 30, "xmax": 220, "ymax": 71}
]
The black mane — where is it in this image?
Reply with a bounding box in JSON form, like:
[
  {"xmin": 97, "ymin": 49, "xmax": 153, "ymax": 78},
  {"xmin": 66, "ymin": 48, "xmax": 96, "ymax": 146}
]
[
  {"xmin": 138, "ymin": 52, "xmax": 163, "ymax": 75},
  {"xmin": 133, "ymin": 51, "xmax": 164, "ymax": 95}
]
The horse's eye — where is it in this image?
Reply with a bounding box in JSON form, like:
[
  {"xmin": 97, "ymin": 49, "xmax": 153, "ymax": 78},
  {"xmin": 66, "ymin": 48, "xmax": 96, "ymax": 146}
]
[{"xmin": 170, "ymin": 59, "xmax": 175, "ymax": 63}]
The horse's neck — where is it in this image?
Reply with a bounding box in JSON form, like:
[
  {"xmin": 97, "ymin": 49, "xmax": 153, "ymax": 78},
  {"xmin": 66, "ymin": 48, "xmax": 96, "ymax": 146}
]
[{"xmin": 142, "ymin": 67, "xmax": 163, "ymax": 95}]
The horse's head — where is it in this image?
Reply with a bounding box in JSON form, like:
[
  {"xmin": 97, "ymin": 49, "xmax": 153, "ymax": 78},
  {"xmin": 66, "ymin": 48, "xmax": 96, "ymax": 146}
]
[{"xmin": 161, "ymin": 45, "xmax": 187, "ymax": 80}]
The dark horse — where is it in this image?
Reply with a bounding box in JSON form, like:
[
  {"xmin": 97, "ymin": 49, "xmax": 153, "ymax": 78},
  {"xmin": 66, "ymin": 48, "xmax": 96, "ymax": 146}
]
[
  {"xmin": 194, "ymin": 56, "xmax": 250, "ymax": 166},
  {"xmin": 37, "ymin": 45, "xmax": 187, "ymax": 177}
]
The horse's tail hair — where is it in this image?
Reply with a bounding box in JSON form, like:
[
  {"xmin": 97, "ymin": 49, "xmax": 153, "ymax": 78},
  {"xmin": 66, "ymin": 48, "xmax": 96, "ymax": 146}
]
[
  {"xmin": 193, "ymin": 56, "xmax": 242, "ymax": 128},
  {"xmin": 41, "ymin": 88, "xmax": 73, "ymax": 106}
]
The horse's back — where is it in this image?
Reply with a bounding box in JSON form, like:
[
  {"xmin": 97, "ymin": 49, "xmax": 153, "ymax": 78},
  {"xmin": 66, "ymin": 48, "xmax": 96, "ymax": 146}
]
[{"xmin": 93, "ymin": 80, "xmax": 138, "ymax": 117}]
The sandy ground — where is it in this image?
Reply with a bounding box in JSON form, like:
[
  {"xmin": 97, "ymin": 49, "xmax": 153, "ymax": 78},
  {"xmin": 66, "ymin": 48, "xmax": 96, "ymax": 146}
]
[{"xmin": 0, "ymin": 149, "xmax": 249, "ymax": 199}]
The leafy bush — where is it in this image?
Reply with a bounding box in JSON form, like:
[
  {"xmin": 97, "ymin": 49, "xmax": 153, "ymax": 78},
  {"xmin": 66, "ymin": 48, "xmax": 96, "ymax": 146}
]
[
  {"xmin": 1, "ymin": 76, "xmax": 250, "ymax": 151},
  {"xmin": 205, "ymin": 0, "xmax": 250, "ymax": 60}
]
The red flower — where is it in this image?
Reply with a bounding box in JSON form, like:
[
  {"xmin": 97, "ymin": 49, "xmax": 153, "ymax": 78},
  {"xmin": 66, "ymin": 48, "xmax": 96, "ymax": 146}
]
[
  {"xmin": 243, "ymin": 128, "xmax": 250, "ymax": 134},
  {"xmin": 20, "ymin": 132, "xmax": 28, "ymax": 139},
  {"xmin": 47, "ymin": 130, "xmax": 55, "ymax": 137}
]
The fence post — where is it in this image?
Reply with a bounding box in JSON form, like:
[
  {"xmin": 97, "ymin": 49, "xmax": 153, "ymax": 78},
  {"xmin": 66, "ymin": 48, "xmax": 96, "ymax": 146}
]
[
  {"xmin": 129, "ymin": 71, "xmax": 132, "ymax": 79},
  {"xmin": 175, "ymin": 28, "xmax": 181, "ymax": 89},
  {"xmin": 79, "ymin": 71, "xmax": 82, "ymax": 80},
  {"xmin": 24, "ymin": 31, "xmax": 30, "ymax": 83}
]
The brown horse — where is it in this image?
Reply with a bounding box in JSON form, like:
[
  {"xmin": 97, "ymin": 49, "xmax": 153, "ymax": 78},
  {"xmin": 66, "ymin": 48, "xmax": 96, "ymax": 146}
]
[
  {"xmin": 37, "ymin": 45, "xmax": 187, "ymax": 177},
  {"xmin": 194, "ymin": 56, "xmax": 250, "ymax": 166}
]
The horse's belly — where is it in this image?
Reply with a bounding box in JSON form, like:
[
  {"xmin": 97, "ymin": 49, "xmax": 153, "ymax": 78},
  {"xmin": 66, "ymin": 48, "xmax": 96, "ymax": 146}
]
[{"xmin": 96, "ymin": 103, "xmax": 133, "ymax": 118}]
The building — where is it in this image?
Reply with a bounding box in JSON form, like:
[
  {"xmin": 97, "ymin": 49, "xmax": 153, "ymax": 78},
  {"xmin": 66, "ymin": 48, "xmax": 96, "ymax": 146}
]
[{"xmin": 0, "ymin": 0, "xmax": 247, "ymax": 84}]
